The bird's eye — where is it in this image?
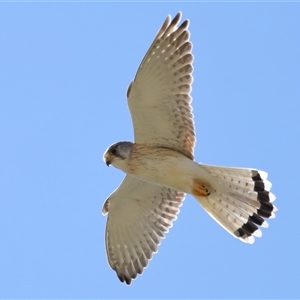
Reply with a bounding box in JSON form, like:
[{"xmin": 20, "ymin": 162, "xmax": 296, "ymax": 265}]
[{"xmin": 111, "ymin": 149, "xmax": 117, "ymax": 155}]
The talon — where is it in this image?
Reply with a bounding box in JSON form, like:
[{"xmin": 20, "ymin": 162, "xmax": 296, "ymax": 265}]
[{"xmin": 192, "ymin": 179, "xmax": 211, "ymax": 197}]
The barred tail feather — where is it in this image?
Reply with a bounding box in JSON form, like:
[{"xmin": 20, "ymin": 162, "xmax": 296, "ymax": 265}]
[{"xmin": 196, "ymin": 164, "xmax": 277, "ymax": 244}]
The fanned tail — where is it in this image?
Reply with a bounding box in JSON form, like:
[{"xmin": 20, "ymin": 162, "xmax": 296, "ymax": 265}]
[{"xmin": 195, "ymin": 164, "xmax": 277, "ymax": 244}]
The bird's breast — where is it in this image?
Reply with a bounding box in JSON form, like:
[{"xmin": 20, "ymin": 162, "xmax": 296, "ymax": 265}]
[{"xmin": 127, "ymin": 146, "xmax": 199, "ymax": 193}]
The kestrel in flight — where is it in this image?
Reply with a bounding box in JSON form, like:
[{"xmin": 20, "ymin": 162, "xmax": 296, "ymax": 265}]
[{"xmin": 102, "ymin": 12, "xmax": 276, "ymax": 285}]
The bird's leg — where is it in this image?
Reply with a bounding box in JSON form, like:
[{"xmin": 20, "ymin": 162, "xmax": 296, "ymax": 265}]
[{"xmin": 192, "ymin": 179, "xmax": 211, "ymax": 197}]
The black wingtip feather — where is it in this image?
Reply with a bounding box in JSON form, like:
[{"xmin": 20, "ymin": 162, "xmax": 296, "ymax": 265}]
[
  {"xmin": 117, "ymin": 273, "xmax": 125, "ymax": 283},
  {"xmin": 172, "ymin": 12, "xmax": 182, "ymax": 26},
  {"xmin": 117, "ymin": 273, "xmax": 132, "ymax": 285},
  {"xmin": 178, "ymin": 19, "xmax": 189, "ymax": 31}
]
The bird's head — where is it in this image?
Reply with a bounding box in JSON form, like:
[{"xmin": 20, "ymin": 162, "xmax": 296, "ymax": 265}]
[{"xmin": 103, "ymin": 141, "xmax": 133, "ymax": 171}]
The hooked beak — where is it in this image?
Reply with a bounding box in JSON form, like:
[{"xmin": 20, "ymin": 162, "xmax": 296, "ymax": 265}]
[
  {"xmin": 104, "ymin": 152, "xmax": 112, "ymax": 167},
  {"xmin": 104, "ymin": 152, "xmax": 113, "ymax": 167}
]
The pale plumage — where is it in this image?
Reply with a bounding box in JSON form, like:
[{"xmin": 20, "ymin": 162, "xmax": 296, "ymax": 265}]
[
  {"xmin": 102, "ymin": 12, "xmax": 276, "ymax": 285},
  {"xmin": 102, "ymin": 175, "xmax": 184, "ymax": 285},
  {"xmin": 127, "ymin": 12, "xmax": 195, "ymax": 160}
]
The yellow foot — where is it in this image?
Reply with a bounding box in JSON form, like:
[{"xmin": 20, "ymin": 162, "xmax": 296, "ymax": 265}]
[{"xmin": 192, "ymin": 179, "xmax": 211, "ymax": 197}]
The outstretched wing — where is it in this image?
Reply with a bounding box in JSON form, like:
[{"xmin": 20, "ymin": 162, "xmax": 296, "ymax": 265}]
[
  {"xmin": 102, "ymin": 175, "xmax": 185, "ymax": 285},
  {"xmin": 127, "ymin": 12, "xmax": 195, "ymax": 160}
]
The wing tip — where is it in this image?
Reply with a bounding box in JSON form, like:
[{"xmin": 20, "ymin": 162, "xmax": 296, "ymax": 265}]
[{"xmin": 102, "ymin": 198, "xmax": 109, "ymax": 215}]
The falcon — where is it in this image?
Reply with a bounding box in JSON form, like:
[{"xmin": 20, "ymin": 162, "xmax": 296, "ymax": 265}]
[{"xmin": 102, "ymin": 12, "xmax": 276, "ymax": 285}]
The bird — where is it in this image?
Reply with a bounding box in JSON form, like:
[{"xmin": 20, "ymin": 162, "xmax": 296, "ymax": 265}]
[{"xmin": 102, "ymin": 12, "xmax": 276, "ymax": 285}]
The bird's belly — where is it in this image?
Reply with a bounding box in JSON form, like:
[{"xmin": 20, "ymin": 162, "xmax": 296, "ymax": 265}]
[{"xmin": 128, "ymin": 150, "xmax": 207, "ymax": 193}]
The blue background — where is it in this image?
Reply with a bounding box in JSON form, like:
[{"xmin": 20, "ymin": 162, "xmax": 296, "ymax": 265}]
[{"xmin": 1, "ymin": 2, "xmax": 299, "ymax": 298}]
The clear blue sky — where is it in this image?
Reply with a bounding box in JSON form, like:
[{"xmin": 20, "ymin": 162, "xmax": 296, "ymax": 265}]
[{"xmin": 1, "ymin": 2, "xmax": 300, "ymax": 298}]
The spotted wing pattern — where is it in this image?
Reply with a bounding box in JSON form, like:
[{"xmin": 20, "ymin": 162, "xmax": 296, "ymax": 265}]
[
  {"xmin": 127, "ymin": 12, "xmax": 195, "ymax": 160},
  {"xmin": 102, "ymin": 175, "xmax": 185, "ymax": 284}
]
